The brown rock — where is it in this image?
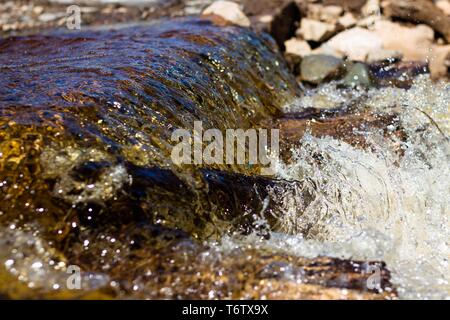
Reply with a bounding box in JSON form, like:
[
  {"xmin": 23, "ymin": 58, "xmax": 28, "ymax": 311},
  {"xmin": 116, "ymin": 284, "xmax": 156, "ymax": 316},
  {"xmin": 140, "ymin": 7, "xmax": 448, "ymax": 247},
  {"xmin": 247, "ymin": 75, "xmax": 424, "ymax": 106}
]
[
  {"xmin": 244, "ymin": 0, "xmax": 303, "ymax": 50},
  {"xmin": 322, "ymin": 0, "xmax": 368, "ymax": 11},
  {"xmin": 383, "ymin": 0, "xmax": 450, "ymax": 43},
  {"xmin": 429, "ymin": 45, "xmax": 450, "ymax": 79},
  {"xmin": 270, "ymin": 1, "xmax": 302, "ymax": 50},
  {"xmin": 307, "ymin": 4, "xmax": 343, "ymax": 22},
  {"xmin": 277, "ymin": 112, "xmax": 405, "ymax": 153}
]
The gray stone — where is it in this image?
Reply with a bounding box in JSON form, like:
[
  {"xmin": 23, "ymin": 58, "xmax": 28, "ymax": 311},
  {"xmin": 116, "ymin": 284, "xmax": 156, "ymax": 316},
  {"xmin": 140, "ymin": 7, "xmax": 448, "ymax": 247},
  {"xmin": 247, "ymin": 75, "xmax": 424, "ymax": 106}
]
[
  {"xmin": 300, "ymin": 54, "xmax": 344, "ymax": 84},
  {"xmin": 342, "ymin": 62, "xmax": 373, "ymax": 88}
]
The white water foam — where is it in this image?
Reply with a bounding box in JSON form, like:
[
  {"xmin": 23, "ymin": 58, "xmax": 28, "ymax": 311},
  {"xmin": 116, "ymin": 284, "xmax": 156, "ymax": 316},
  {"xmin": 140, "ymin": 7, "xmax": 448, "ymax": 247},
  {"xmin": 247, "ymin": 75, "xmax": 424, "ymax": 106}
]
[{"xmin": 215, "ymin": 75, "xmax": 449, "ymax": 299}]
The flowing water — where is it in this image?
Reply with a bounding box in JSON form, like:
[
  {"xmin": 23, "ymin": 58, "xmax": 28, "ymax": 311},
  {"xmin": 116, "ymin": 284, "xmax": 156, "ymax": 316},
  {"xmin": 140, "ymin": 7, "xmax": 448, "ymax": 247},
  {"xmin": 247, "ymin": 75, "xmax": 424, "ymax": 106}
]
[
  {"xmin": 0, "ymin": 17, "xmax": 448, "ymax": 299},
  {"xmin": 249, "ymin": 75, "xmax": 449, "ymax": 299}
]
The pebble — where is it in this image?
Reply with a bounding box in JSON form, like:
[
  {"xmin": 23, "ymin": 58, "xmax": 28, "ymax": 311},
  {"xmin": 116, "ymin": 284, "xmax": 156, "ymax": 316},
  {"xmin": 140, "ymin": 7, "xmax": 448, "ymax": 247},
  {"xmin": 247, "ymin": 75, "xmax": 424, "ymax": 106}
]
[
  {"xmin": 285, "ymin": 38, "xmax": 312, "ymax": 57},
  {"xmin": 300, "ymin": 54, "xmax": 344, "ymax": 84},
  {"xmin": 342, "ymin": 62, "xmax": 373, "ymax": 88},
  {"xmin": 297, "ymin": 18, "xmax": 337, "ymax": 42},
  {"xmin": 202, "ymin": 1, "xmax": 251, "ymax": 27}
]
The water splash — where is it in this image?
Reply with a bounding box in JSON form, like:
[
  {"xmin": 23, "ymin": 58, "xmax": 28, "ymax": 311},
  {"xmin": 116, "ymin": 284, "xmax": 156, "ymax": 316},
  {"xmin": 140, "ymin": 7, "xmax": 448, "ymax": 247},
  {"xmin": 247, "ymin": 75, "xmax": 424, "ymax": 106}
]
[{"xmin": 265, "ymin": 75, "xmax": 449, "ymax": 299}]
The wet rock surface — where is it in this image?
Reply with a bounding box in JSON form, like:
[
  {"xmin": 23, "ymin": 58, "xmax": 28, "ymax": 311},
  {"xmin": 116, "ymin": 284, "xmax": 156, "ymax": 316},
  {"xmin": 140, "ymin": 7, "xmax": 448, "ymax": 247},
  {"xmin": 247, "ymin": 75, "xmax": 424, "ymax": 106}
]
[
  {"xmin": 342, "ymin": 62, "xmax": 373, "ymax": 88},
  {"xmin": 0, "ymin": 13, "xmax": 404, "ymax": 300},
  {"xmin": 0, "ymin": 0, "xmax": 448, "ymax": 301}
]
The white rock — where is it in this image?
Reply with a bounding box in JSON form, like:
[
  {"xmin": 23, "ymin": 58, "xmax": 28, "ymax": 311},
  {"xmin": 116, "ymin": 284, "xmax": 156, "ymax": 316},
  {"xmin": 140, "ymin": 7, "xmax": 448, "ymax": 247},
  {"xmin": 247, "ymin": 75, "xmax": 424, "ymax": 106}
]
[
  {"xmin": 258, "ymin": 15, "xmax": 273, "ymax": 24},
  {"xmin": 366, "ymin": 49, "xmax": 403, "ymax": 62},
  {"xmin": 362, "ymin": 0, "xmax": 380, "ymax": 17},
  {"xmin": 373, "ymin": 20, "xmax": 434, "ymax": 61},
  {"xmin": 338, "ymin": 12, "xmax": 357, "ymax": 28},
  {"xmin": 297, "ymin": 18, "xmax": 337, "ymax": 42},
  {"xmin": 326, "ymin": 27, "xmax": 383, "ymax": 61},
  {"xmin": 285, "ymin": 38, "xmax": 312, "ymax": 57},
  {"xmin": 356, "ymin": 14, "xmax": 381, "ymax": 28},
  {"xmin": 202, "ymin": 1, "xmax": 250, "ymax": 27},
  {"xmin": 311, "ymin": 44, "xmax": 346, "ymax": 58},
  {"xmin": 436, "ymin": 0, "xmax": 450, "ymax": 16}
]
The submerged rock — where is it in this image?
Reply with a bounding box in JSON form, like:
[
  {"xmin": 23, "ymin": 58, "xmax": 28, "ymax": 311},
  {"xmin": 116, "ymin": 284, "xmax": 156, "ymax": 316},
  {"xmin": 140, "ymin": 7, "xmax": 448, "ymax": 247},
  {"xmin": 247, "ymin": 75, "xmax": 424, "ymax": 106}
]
[{"xmin": 0, "ymin": 16, "xmax": 399, "ymax": 300}]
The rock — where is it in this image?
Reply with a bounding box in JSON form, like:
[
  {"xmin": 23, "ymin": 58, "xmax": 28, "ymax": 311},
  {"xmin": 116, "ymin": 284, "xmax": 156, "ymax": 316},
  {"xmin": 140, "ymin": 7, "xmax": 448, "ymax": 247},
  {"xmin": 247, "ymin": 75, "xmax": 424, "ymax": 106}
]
[
  {"xmin": 373, "ymin": 20, "xmax": 434, "ymax": 61},
  {"xmin": 361, "ymin": 0, "xmax": 380, "ymax": 16},
  {"xmin": 0, "ymin": 17, "xmax": 301, "ymax": 242},
  {"xmin": 342, "ymin": 62, "xmax": 373, "ymax": 88},
  {"xmin": 258, "ymin": 14, "xmax": 273, "ymax": 24},
  {"xmin": 338, "ymin": 12, "xmax": 357, "ymax": 28},
  {"xmin": 429, "ymin": 45, "xmax": 450, "ymax": 79},
  {"xmin": 297, "ymin": 18, "xmax": 338, "ymax": 42},
  {"xmin": 284, "ymin": 53, "xmax": 303, "ymax": 75},
  {"xmin": 311, "ymin": 44, "xmax": 346, "ymax": 58},
  {"xmin": 270, "ymin": 1, "xmax": 302, "ymax": 50},
  {"xmin": 356, "ymin": 14, "xmax": 381, "ymax": 27},
  {"xmin": 307, "ymin": 4, "xmax": 343, "ymax": 22},
  {"xmin": 38, "ymin": 12, "xmax": 65, "ymax": 23},
  {"xmin": 285, "ymin": 38, "xmax": 312, "ymax": 57},
  {"xmin": 300, "ymin": 54, "xmax": 344, "ymax": 84},
  {"xmin": 202, "ymin": 1, "xmax": 251, "ymax": 27},
  {"xmin": 366, "ymin": 49, "xmax": 403, "ymax": 62},
  {"xmin": 33, "ymin": 6, "xmax": 44, "ymax": 15},
  {"xmin": 383, "ymin": 0, "xmax": 450, "ymax": 43},
  {"xmin": 436, "ymin": 0, "xmax": 450, "ymax": 16},
  {"xmin": 368, "ymin": 61, "xmax": 429, "ymax": 88},
  {"xmin": 277, "ymin": 112, "xmax": 403, "ymax": 151},
  {"xmin": 322, "ymin": 0, "xmax": 368, "ymax": 11},
  {"xmin": 326, "ymin": 27, "xmax": 383, "ymax": 61}
]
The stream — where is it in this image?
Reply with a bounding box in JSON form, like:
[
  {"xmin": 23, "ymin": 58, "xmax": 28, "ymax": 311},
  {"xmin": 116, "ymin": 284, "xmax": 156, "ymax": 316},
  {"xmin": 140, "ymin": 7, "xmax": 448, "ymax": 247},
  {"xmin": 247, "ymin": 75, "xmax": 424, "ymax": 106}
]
[{"xmin": 0, "ymin": 16, "xmax": 448, "ymax": 300}]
